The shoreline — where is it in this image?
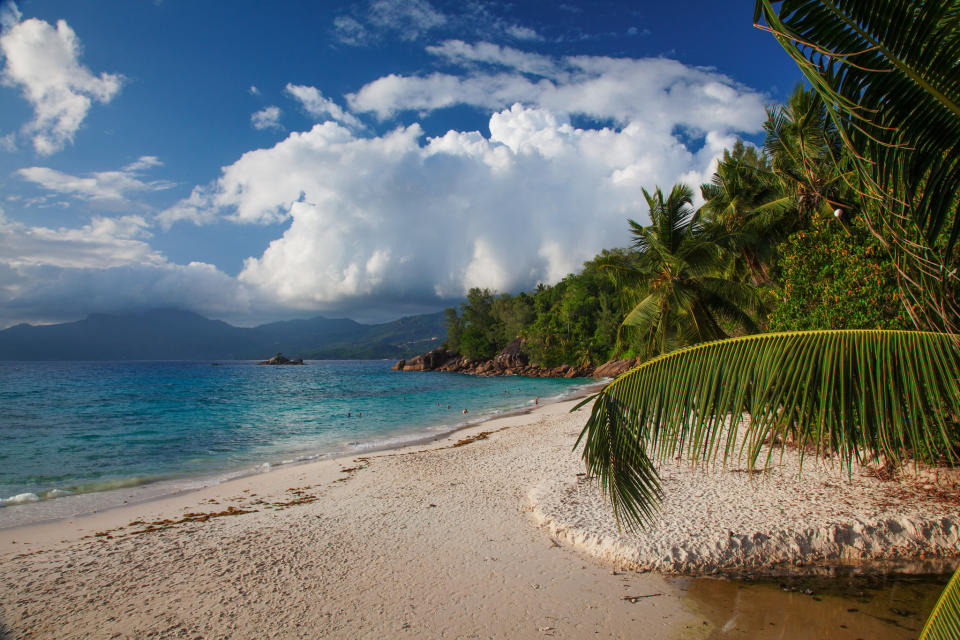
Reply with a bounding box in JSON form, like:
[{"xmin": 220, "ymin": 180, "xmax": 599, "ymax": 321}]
[
  {"xmin": 0, "ymin": 377, "xmax": 603, "ymax": 532},
  {"xmin": 0, "ymin": 385, "xmax": 601, "ymax": 547},
  {"xmin": 2, "ymin": 395, "xmax": 957, "ymax": 638}
]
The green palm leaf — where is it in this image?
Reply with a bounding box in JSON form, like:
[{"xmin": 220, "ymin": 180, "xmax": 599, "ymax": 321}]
[
  {"xmin": 576, "ymin": 329, "xmax": 960, "ymax": 532},
  {"xmin": 920, "ymin": 565, "xmax": 960, "ymax": 640}
]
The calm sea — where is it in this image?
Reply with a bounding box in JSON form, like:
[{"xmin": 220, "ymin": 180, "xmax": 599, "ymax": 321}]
[{"xmin": 0, "ymin": 360, "xmax": 589, "ymax": 527}]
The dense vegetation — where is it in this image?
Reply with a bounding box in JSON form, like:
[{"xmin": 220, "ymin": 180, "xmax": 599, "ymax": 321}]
[{"xmin": 443, "ymin": 86, "xmax": 911, "ymax": 367}]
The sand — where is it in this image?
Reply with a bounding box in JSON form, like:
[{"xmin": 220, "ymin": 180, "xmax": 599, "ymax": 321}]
[
  {"xmin": 532, "ymin": 419, "xmax": 960, "ymax": 576},
  {"xmin": 1, "ymin": 398, "xmax": 958, "ymax": 639}
]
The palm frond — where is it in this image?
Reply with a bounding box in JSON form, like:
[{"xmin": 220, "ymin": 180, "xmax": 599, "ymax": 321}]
[
  {"xmin": 577, "ymin": 329, "xmax": 960, "ymax": 531},
  {"xmin": 920, "ymin": 564, "xmax": 960, "ymax": 640}
]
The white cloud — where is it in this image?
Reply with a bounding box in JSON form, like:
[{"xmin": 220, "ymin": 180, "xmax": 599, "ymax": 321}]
[
  {"xmin": 284, "ymin": 84, "xmax": 364, "ymax": 129},
  {"xmin": 16, "ymin": 156, "xmax": 173, "ymax": 207},
  {"xmin": 366, "ymin": 0, "xmax": 446, "ymax": 41},
  {"xmin": 348, "ymin": 52, "xmax": 765, "ymax": 132},
  {"xmin": 333, "ymin": 2, "xmax": 544, "ymax": 48},
  {"xmin": 334, "ymin": 0, "xmax": 445, "ymax": 45},
  {"xmin": 0, "ymin": 5, "xmax": 123, "ymax": 155},
  {"xmin": 0, "ymin": 212, "xmax": 160, "ymax": 269},
  {"xmin": 248, "ymin": 85, "xmax": 260, "ymax": 95},
  {"xmin": 332, "ymin": 15, "xmax": 369, "ymax": 46},
  {"xmin": 505, "ymin": 24, "xmax": 542, "ymax": 41},
  {"xmin": 251, "ymin": 106, "xmax": 283, "ymax": 131},
  {"xmin": 0, "ymin": 209, "xmax": 254, "ymax": 327},
  {"xmin": 0, "ymin": 131, "xmax": 15, "ymax": 151},
  {"xmin": 426, "ymin": 40, "xmax": 562, "ymax": 79}
]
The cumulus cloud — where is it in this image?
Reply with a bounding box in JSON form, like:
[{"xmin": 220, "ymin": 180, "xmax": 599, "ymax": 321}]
[
  {"xmin": 152, "ymin": 48, "xmax": 766, "ymax": 319},
  {"xmin": 251, "ymin": 106, "xmax": 283, "ymax": 131},
  {"xmin": 0, "ymin": 4, "xmax": 123, "ymax": 155},
  {"xmin": 285, "ymin": 84, "xmax": 364, "ymax": 129},
  {"xmin": 16, "ymin": 156, "xmax": 174, "ymax": 210},
  {"xmin": 160, "ymin": 101, "xmax": 742, "ymax": 310}
]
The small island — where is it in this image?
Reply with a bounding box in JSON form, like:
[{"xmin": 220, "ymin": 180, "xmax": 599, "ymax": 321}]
[{"xmin": 257, "ymin": 352, "xmax": 305, "ymax": 365}]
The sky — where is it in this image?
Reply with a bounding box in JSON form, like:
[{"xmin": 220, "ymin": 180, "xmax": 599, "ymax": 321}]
[{"xmin": 0, "ymin": 0, "xmax": 803, "ymax": 328}]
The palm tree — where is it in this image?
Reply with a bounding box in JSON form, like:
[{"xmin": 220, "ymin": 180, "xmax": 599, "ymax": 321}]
[
  {"xmin": 699, "ymin": 140, "xmax": 793, "ymax": 284},
  {"xmin": 763, "ymin": 87, "xmax": 853, "ymax": 218},
  {"xmin": 603, "ymin": 184, "xmax": 760, "ymax": 359},
  {"xmin": 579, "ymin": 2, "xmax": 960, "ymax": 636}
]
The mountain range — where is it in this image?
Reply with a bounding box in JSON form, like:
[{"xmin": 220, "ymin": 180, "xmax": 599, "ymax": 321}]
[{"xmin": 0, "ymin": 309, "xmax": 446, "ymax": 361}]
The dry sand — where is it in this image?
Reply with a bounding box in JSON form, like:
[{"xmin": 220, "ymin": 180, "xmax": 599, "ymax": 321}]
[
  {"xmin": 532, "ymin": 421, "xmax": 960, "ymax": 576},
  {"xmin": 1, "ymin": 398, "xmax": 958, "ymax": 639},
  {"xmin": 0, "ymin": 399, "xmax": 700, "ymax": 639}
]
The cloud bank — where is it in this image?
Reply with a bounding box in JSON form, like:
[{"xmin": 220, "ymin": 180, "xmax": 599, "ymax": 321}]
[{"xmin": 0, "ymin": 209, "xmax": 252, "ymax": 327}]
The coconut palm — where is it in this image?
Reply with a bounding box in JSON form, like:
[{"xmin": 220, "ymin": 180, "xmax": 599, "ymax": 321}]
[
  {"xmin": 763, "ymin": 87, "xmax": 853, "ymax": 218},
  {"xmin": 699, "ymin": 140, "xmax": 794, "ymax": 284},
  {"xmin": 603, "ymin": 184, "xmax": 760, "ymax": 359},
  {"xmin": 579, "ymin": 1, "xmax": 960, "ymax": 635}
]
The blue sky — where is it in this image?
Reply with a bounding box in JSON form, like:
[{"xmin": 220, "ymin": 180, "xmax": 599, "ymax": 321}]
[{"xmin": 0, "ymin": 0, "xmax": 802, "ymax": 327}]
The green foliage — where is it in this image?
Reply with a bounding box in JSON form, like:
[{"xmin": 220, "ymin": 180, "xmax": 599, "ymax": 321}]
[
  {"xmin": 769, "ymin": 214, "xmax": 908, "ymax": 331},
  {"xmin": 524, "ymin": 254, "xmax": 623, "ymax": 367},
  {"xmin": 456, "ymin": 288, "xmax": 500, "ymax": 360},
  {"xmin": 755, "ymin": 0, "xmax": 960, "ymax": 332},
  {"xmin": 444, "ymin": 253, "xmax": 624, "ymax": 368}
]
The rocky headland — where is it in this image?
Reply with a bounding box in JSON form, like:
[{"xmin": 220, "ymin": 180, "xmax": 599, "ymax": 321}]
[{"xmin": 393, "ymin": 338, "xmax": 638, "ymax": 379}]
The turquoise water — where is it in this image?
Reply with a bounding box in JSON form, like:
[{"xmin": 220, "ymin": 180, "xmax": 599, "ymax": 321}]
[{"xmin": 0, "ymin": 360, "xmax": 588, "ymax": 515}]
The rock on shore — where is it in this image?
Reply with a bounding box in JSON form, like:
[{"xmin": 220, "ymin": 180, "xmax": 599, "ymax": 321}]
[{"xmin": 393, "ymin": 339, "xmax": 641, "ymax": 379}]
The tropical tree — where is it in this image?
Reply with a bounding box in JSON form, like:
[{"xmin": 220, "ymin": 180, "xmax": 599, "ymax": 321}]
[
  {"xmin": 603, "ymin": 184, "xmax": 760, "ymax": 359},
  {"xmin": 578, "ymin": 1, "xmax": 960, "ymax": 635},
  {"xmin": 699, "ymin": 140, "xmax": 792, "ymax": 284}
]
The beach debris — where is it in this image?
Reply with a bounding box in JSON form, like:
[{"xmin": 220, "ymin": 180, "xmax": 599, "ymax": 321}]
[
  {"xmin": 451, "ymin": 431, "xmax": 491, "ymax": 447},
  {"xmin": 537, "ymin": 626, "xmax": 556, "ymax": 633},
  {"xmin": 548, "ymin": 537, "xmax": 561, "ymax": 548},
  {"xmin": 622, "ymin": 594, "xmax": 663, "ymax": 603}
]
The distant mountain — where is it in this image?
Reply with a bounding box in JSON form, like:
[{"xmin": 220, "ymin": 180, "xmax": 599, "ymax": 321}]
[{"xmin": 0, "ymin": 309, "xmax": 446, "ymax": 361}]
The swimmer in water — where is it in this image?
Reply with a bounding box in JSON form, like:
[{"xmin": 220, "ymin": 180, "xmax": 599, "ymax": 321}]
[{"xmin": 462, "ymin": 408, "xmax": 468, "ymax": 414}]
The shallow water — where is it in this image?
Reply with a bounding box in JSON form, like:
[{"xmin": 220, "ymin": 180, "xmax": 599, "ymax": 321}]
[
  {"xmin": 0, "ymin": 359, "xmax": 588, "ymax": 524},
  {"xmin": 679, "ymin": 571, "xmax": 951, "ymax": 639}
]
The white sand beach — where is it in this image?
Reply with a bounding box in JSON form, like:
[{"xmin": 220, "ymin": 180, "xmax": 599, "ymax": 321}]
[{"xmin": 1, "ymin": 397, "xmax": 958, "ymax": 639}]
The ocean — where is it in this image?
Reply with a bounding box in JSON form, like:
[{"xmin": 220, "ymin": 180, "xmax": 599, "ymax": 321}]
[{"xmin": 0, "ymin": 360, "xmax": 590, "ymax": 527}]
